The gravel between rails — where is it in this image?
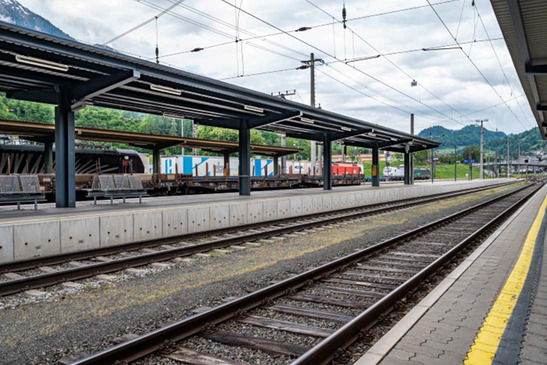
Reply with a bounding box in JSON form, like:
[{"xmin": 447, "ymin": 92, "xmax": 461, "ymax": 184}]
[{"xmin": 0, "ymin": 184, "xmax": 522, "ymax": 365}]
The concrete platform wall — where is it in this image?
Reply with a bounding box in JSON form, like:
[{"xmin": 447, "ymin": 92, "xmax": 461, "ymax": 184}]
[{"xmin": 0, "ymin": 180, "xmax": 511, "ymax": 263}]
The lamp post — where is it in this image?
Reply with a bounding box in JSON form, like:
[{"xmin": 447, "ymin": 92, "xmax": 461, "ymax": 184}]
[
  {"xmin": 474, "ymin": 119, "xmax": 488, "ymax": 179},
  {"xmin": 454, "ymin": 144, "xmax": 457, "ymax": 181}
]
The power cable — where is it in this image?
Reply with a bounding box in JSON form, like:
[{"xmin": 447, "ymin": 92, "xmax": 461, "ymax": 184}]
[
  {"xmin": 305, "ymin": 0, "xmax": 465, "ymax": 119},
  {"xmin": 103, "ymin": 0, "xmax": 184, "ymax": 45},
  {"xmin": 220, "ymin": 66, "xmax": 297, "ymax": 80},
  {"xmin": 316, "ymin": 67, "xmax": 414, "ymax": 116},
  {"xmin": 455, "ymin": 0, "xmax": 466, "ymax": 40},
  {"xmin": 154, "ymin": 0, "xmax": 458, "ymax": 61},
  {"xmin": 425, "ymin": 0, "xmax": 529, "ymax": 131},
  {"xmin": 220, "ymin": 0, "xmax": 456, "ymax": 124},
  {"xmin": 461, "ymin": 95, "xmax": 524, "ymax": 117},
  {"xmin": 136, "ymin": 0, "xmax": 302, "ymax": 62},
  {"xmin": 475, "ymin": 5, "xmax": 534, "ymax": 128},
  {"xmin": 141, "ymin": 0, "xmax": 431, "ymax": 117}
]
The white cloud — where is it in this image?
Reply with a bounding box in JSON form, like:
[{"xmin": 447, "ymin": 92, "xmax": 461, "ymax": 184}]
[
  {"xmin": 0, "ymin": 14, "xmax": 13, "ymax": 23},
  {"xmin": 17, "ymin": 0, "xmax": 537, "ymax": 135}
]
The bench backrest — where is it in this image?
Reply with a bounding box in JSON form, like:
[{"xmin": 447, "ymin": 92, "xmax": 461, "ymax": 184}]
[
  {"xmin": 91, "ymin": 175, "xmax": 116, "ymax": 191},
  {"xmin": 92, "ymin": 175, "xmax": 144, "ymax": 191},
  {"xmin": 19, "ymin": 175, "xmax": 41, "ymax": 193},
  {"xmin": 0, "ymin": 175, "xmax": 21, "ymax": 194}
]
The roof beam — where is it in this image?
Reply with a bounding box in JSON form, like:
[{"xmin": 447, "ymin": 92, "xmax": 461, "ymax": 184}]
[
  {"xmin": 376, "ymin": 138, "xmax": 412, "ymax": 148},
  {"xmin": 328, "ymin": 128, "xmax": 373, "ymax": 141},
  {"xmin": 71, "ymin": 69, "xmax": 140, "ymax": 111},
  {"xmin": 507, "ymin": 0, "xmax": 544, "ymax": 123},
  {"xmin": 197, "ymin": 118, "xmax": 243, "ymax": 129},
  {"xmin": 525, "ymin": 64, "xmax": 547, "ymax": 75},
  {"xmin": 248, "ymin": 110, "xmax": 302, "ymax": 129},
  {"xmin": 283, "ymin": 131, "xmax": 325, "ymax": 141},
  {"xmin": 7, "ymin": 88, "xmax": 57, "ymax": 104}
]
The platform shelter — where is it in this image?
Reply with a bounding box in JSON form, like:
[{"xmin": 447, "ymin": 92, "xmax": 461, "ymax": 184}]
[{"xmin": 0, "ymin": 22, "xmax": 439, "ymax": 207}]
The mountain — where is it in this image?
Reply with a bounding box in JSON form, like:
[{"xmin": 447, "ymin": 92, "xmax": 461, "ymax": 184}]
[
  {"xmin": 0, "ymin": 0, "xmax": 72, "ymax": 39},
  {"xmin": 418, "ymin": 125, "xmax": 507, "ymax": 147},
  {"xmin": 418, "ymin": 125, "xmax": 543, "ymax": 158}
]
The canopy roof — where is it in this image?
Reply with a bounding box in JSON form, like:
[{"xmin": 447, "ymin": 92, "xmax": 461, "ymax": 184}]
[
  {"xmin": 0, "ymin": 21, "xmax": 439, "ymax": 152},
  {"xmin": 491, "ymin": 0, "xmax": 547, "ymax": 138},
  {"xmin": 0, "ymin": 119, "xmax": 301, "ymax": 157}
]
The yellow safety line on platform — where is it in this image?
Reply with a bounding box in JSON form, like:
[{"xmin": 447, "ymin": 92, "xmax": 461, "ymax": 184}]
[{"xmin": 465, "ymin": 192, "xmax": 547, "ymax": 364}]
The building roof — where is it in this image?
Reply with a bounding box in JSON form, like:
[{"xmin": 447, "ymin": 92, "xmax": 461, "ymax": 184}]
[
  {"xmin": 0, "ymin": 21, "xmax": 439, "ymax": 153},
  {"xmin": 0, "ymin": 119, "xmax": 301, "ymax": 157},
  {"xmin": 491, "ymin": 0, "xmax": 547, "ymax": 138}
]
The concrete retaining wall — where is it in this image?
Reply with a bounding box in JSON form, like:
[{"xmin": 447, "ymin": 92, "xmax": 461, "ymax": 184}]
[{"xmin": 0, "ymin": 180, "xmax": 512, "ymax": 263}]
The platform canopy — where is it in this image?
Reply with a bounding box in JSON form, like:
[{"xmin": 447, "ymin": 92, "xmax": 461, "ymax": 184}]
[
  {"xmin": 0, "ymin": 21, "xmax": 438, "ymax": 153},
  {"xmin": 0, "ymin": 119, "xmax": 300, "ymax": 157},
  {"xmin": 491, "ymin": 0, "xmax": 547, "ymax": 138},
  {"xmin": 0, "ymin": 21, "xmax": 440, "ymax": 205}
]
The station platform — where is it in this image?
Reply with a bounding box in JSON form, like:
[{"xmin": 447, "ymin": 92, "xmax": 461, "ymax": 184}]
[
  {"xmin": 358, "ymin": 183, "xmax": 547, "ymax": 364},
  {"xmin": 0, "ymin": 179, "xmax": 510, "ymax": 263}
]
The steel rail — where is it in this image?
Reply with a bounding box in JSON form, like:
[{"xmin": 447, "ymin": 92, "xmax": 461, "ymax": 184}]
[
  {"xmin": 0, "ymin": 183, "xmax": 514, "ymax": 296},
  {"xmin": 292, "ymin": 183, "xmax": 544, "ymax": 364},
  {"xmin": 0, "ymin": 181, "xmax": 513, "ymax": 275},
  {"xmin": 70, "ymin": 183, "xmax": 537, "ymax": 365}
]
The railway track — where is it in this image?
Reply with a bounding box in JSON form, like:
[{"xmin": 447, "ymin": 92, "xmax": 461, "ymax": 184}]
[
  {"xmin": 66, "ymin": 182, "xmax": 541, "ymax": 365},
  {"xmin": 0, "ymin": 182, "xmax": 515, "ymax": 297}
]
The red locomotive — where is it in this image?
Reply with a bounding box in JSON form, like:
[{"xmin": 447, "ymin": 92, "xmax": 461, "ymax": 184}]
[{"xmin": 332, "ymin": 162, "xmax": 362, "ymax": 175}]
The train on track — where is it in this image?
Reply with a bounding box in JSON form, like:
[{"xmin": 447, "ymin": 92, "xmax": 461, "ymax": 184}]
[
  {"xmin": 0, "ymin": 144, "xmax": 145, "ymax": 174},
  {"xmin": 0, "ymin": 145, "xmax": 366, "ymax": 200},
  {"xmin": 383, "ymin": 166, "xmax": 431, "ymax": 180}
]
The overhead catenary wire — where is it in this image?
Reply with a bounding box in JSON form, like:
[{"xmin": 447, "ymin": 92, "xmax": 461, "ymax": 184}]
[
  {"xmin": 219, "ymin": 0, "xmax": 466, "ymax": 124},
  {"xmin": 425, "ymin": 0, "xmax": 530, "ymax": 131},
  {"xmin": 304, "ymin": 0, "xmax": 465, "ymax": 119},
  {"xmin": 474, "ymin": 4, "xmax": 534, "ymax": 128},
  {"xmin": 131, "ymin": 1, "xmax": 490, "ymax": 127},
  {"xmin": 139, "ymin": 0, "xmax": 436, "ymax": 119},
  {"xmin": 135, "ymin": 0, "xmax": 303, "ymax": 62},
  {"xmin": 103, "ymin": 0, "xmax": 184, "ymax": 45},
  {"xmin": 153, "ymin": 0, "xmax": 459, "ymax": 60},
  {"xmin": 455, "ymin": 0, "xmax": 466, "ymax": 40},
  {"xmin": 220, "ymin": 66, "xmax": 298, "ymax": 80}
]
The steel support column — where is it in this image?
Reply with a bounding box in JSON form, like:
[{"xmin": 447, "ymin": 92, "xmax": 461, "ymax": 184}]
[
  {"xmin": 152, "ymin": 148, "xmax": 161, "ymax": 174},
  {"xmin": 223, "ymin": 153, "xmax": 230, "ymax": 177},
  {"xmin": 372, "ymin": 146, "xmax": 379, "ymax": 187},
  {"xmin": 239, "ymin": 120, "xmax": 251, "ymax": 196},
  {"xmin": 281, "ymin": 133, "xmax": 287, "ymax": 174},
  {"xmin": 404, "ymin": 152, "xmax": 410, "ymax": 185},
  {"xmin": 54, "ymin": 89, "xmax": 75, "ymax": 208},
  {"xmin": 273, "ymin": 156, "xmax": 279, "ymax": 175},
  {"xmin": 323, "ymin": 135, "xmax": 332, "ymax": 190},
  {"xmin": 43, "ymin": 140, "xmax": 53, "ymax": 173},
  {"xmin": 410, "ymin": 113, "xmax": 414, "ymax": 185}
]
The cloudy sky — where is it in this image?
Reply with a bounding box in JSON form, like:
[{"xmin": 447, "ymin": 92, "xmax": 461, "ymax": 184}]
[{"xmin": 17, "ymin": 0, "xmax": 537, "ymax": 135}]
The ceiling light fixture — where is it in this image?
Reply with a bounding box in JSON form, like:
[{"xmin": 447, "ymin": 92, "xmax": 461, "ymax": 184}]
[
  {"xmin": 150, "ymin": 84, "xmax": 182, "ymax": 95},
  {"xmin": 163, "ymin": 112, "xmax": 186, "ymax": 119},
  {"xmin": 243, "ymin": 105, "xmax": 264, "ymax": 113},
  {"xmin": 340, "ymin": 126, "xmax": 352, "ymax": 131},
  {"xmin": 300, "ymin": 117, "xmax": 315, "ymax": 124},
  {"xmin": 15, "ymin": 54, "xmax": 69, "ymax": 72}
]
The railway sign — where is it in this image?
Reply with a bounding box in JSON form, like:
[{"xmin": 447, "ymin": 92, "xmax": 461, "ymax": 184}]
[{"xmin": 464, "ymin": 159, "xmax": 476, "ymax": 164}]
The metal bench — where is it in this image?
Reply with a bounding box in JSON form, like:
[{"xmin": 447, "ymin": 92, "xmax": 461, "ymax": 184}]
[
  {"xmin": 87, "ymin": 175, "xmax": 148, "ymax": 204},
  {"xmin": 0, "ymin": 175, "xmax": 46, "ymax": 209}
]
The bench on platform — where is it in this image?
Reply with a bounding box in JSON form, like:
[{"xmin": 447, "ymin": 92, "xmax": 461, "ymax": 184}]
[
  {"xmin": 0, "ymin": 175, "xmax": 46, "ymax": 209},
  {"xmin": 87, "ymin": 175, "xmax": 148, "ymax": 204}
]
